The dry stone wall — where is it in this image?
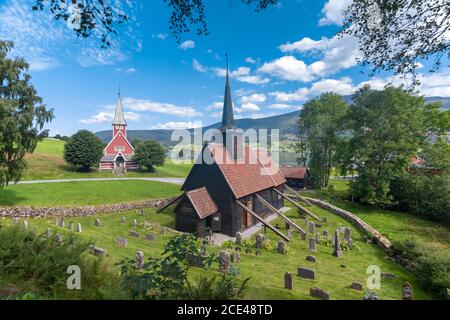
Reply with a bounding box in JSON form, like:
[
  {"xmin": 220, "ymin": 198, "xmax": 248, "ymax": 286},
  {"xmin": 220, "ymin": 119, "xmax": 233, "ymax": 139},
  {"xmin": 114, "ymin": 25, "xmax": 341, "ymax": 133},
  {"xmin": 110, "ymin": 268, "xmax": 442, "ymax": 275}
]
[
  {"xmin": 0, "ymin": 197, "xmax": 176, "ymax": 218},
  {"xmin": 304, "ymin": 197, "xmax": 392, "ymax": 252}
]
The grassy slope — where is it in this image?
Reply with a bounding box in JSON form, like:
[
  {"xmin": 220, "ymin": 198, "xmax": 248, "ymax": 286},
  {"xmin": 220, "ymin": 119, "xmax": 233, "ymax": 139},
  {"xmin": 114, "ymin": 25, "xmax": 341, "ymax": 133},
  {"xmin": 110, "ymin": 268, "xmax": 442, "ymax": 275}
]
[
  {"xmin": 22, "ymin": 139, "xmax": 192, "ymax": 180},
  {"xmin": 0, "ymin": 204, "xmax": 434, "ymax": 300},
  {"xmin": 0, "ymin": 180, "xmax": 181, "ymax": 207}
]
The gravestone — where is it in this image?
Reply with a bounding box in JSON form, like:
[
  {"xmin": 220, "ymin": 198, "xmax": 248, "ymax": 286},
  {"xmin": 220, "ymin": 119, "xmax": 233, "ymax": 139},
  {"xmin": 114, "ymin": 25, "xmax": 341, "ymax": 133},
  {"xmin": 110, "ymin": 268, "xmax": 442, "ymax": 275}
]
[
  {"xmin": 344, "ymin": 227, "xmax": 351, "ymax": 241},
  {"xmin": 284, "ymin": 272, "xmax": 293, "ymax": 290},
  {"xmin": 54, "ymin": 218, "xmax": 59, "ymax": 226},
  {"xmin": 308, "ymin": 221, "xmax": 315, "ymax": 233},
  {"xmin": 255, "ymin": 234, "xmax": 265, "ymax": 249},
  {"xmin": 89, "ymin": 245, "xmax": 106, "ymax": 256},
  {"xmin": 145, "ymin": 233, "xmax": 156, "ymax": 241},
  {"xmin": 322, "ymin": 230, "xmax": 328, "ymax": 237},
  {"xmin": 351, "ymin": 281, "xmax": 363, "ymax": 291},
  {"xmin": 382, "ymin": 272, "xmax": 396, "ymax": 279},
  {"xmin": 321, "ymin": 217, "xmax": 327, "ymax": 223},
  {"xmin": 116, "ymin": 237, "xmax": 128, "ymax": 247},
  {"xmin": 94, "ymin": 219, "xmax": 101, "ymax": 227},
  {"xmin": 76, "ymin": 223, "xmax": 82, "ymax": 233},
  {"xmin": 129, "ymin": 231, "xmax": 140, "ymax": 238},
  {"xmin": 120, "ymin": 217, "xmax": 126, "ymax": 224},
  {"xmin": 310, "ymin": 287, "xmax": 329, "ymax": 300},
  {"xmin": 23, "ymin": 220, "xmax": 28, "ymax": 229},
  {"xmin": 287, "ymin": 229, "xmax": 293, "ymax": 239},
  {"xmin": 218, "ymin": 251, "xmax": 231, "ymax": 274},
  {"xmin": 141, "ymin": 209, "xmax": 145, "ymax": 217},
  {"xmin": 277, "ymin": 240, "xmax": 286, "ymax": 255},
  {"xmin": 332, "ymin": 230, "xmax": 342, "ymax": 257},
  {"xmin": 133, "ymin": 219, "xmax": 138, "ymax": 228},
  {"xmin": 306, "ymin": 255, "xmax": 316, "ymax": 263},
  {"xmin": 298, "ymin": 267, "xmax": 315, "ymax": 280},
  {"xmin": 69, "ymin": 222, "xmax": 74, "ymax": 232},
  {"xmin": 135, "ymin": 251, "xmax": 144, "ymax": 270},
  {"xmin": 300, "ymin": 231, "xmax": 307, "ymax": 241},
  {"xmin": 315, "ymin": 233, "xmax": 321, "ymax": 242},
  {"xmin": 46, "ymin": 228, "xmax": 52, "ymax": 239},
  {"xmin": 309, "ymin": 238, "xmax": 317, "ymax": 252},
  {"xmin": 285, "ymin": 222, "xmax": 290, "ymax": 230},
  {"xmin": 348, "ymin": 238, "xmax": 353, "ymax": 249},
  {"xmin": 231, "ymin": 252, "xmax": 240, "ymax": 263},
  {"xmin": 60, "ymin": 218, "xmax": 65, "ymax": 228},
  {"xmin": 235, "ymin": 232, "xmax": 242, "ymax": 245},
  {"xmin": 402, "ymin": 282, "xmax": 414, "ymax": 300},
  {"xmin": 55, "ymin": 234, "xmax": 64, "ymax": 245},
  {"xmin": 315, "ymin": 224, "xmax": 322, "ymax": 229},
  {"xmin": 245, "ymin": 248, "xmax": 252, "ymax": 254}
]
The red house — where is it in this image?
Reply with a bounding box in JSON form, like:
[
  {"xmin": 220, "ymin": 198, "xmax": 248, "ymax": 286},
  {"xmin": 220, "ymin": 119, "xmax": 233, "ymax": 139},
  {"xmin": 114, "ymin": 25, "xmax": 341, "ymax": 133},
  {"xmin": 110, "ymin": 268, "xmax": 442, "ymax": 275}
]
[{"xmin": 99, "ymin": 93, "xmax": 138, "ymax": 173}]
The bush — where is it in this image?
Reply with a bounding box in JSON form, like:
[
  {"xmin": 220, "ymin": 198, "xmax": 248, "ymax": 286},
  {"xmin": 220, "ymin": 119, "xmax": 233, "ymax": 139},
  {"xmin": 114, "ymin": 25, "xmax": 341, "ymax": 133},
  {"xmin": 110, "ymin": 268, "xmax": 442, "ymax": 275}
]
[
  {"xmin": 391, "ymin": 239, "xmax": 450, "ymax": 299},
  {"xmin": 63, "ymin": 130, "xmax": 103, "ymax": 171},
  {"xmin": 0, "ymin": 225, "xmax": 123, "ymax": 299}
]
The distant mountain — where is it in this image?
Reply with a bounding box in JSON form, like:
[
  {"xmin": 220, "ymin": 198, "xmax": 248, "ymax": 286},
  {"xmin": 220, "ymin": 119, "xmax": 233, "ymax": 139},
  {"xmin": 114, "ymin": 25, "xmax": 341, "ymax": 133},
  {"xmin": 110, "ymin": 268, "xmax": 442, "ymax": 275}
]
[{"xmin": 95, "ymin": 96, "xmax": 450, "ymax": 145}]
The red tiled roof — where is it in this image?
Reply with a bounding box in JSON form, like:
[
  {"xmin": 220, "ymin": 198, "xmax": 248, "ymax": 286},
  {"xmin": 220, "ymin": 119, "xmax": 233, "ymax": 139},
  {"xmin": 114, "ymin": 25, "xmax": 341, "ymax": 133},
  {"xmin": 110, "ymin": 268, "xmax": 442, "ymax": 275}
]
[
  {"xmin": 207, "ymin": 143, "xmax": 286, "ymax": 199},
  {"xmin": 280, "ymin": 166, "xmax": 308, "ymax": 179},
  {"xmin": 185, "ymin": 187, "xmax": 218, "ymax": 219}
]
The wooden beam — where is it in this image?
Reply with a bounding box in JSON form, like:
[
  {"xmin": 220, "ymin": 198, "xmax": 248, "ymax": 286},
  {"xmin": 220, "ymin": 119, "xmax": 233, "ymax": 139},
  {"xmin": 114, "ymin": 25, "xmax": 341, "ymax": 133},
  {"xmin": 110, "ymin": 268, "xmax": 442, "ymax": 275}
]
[
  {"xmin": 235, "ymin": 200, "xmax": 290, "ymax": 242},
  {"xmin": 255, "ymin": 194, "xmax": 306, "ymax": 234},
  {"xmin": 273, "ymin": 188, "xmax": 320, "ymax": 221},
  {"xmin": 283, "ymin": 184, "xmax": 312, "ymax": 206},
  {"xmin": 156, "ymin": 193, "xmax": 185, "ymax": 213}
]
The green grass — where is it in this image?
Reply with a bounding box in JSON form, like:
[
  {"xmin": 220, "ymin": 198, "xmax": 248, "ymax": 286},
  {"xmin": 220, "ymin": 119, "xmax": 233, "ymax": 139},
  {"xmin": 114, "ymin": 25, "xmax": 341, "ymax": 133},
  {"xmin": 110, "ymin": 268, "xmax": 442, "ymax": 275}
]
[
  {"xmin": 22, "ymin": 139, "xmax": 192, "ymax": 180},
  {"xmin": 0, "ymin": 180, "xmax": 181, "ymax": 207},
  {"xmin": 0, "ymin": 203, "xmax": 435, "ymax": 300}
]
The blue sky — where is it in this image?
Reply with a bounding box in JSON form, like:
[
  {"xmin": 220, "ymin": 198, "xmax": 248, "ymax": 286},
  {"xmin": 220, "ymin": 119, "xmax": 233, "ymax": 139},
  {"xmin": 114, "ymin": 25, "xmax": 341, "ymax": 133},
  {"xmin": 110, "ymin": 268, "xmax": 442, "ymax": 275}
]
[{"xmin": 0, "ymin": 0, "xmax": 449, "ymax": 136}]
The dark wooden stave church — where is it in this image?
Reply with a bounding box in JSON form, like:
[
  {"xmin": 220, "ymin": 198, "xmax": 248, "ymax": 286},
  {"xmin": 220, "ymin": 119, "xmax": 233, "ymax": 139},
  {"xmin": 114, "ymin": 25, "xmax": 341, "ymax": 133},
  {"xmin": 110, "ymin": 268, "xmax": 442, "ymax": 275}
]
[{"xmin": 167, "ymin": 68, "xmax": 290, "ymax": 237}]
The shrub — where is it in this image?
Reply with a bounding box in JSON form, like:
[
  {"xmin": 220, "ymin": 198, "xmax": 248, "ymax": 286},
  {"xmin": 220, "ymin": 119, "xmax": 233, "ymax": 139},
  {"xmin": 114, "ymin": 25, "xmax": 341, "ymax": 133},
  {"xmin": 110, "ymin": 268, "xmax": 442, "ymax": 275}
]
[
  {"xmin": 63, "ymin": 130, "xmax": 103, "ymax": 171},
  {"xmin": 133, "ymin": 140, "xmax": 165, "ymax": 172}
]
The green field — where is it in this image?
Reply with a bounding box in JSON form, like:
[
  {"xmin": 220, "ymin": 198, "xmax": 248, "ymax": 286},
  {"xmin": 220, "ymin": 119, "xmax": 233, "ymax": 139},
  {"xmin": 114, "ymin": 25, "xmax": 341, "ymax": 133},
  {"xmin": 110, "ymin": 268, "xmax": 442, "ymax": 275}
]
[
  {"xmin": 22, "ymin": 139, "xmax": 192, "ymax": 180},
  {"xmin": 0, "ymin": 180, "xmax": 181, "ymax": 207},
  {"xmin": 0, "ymin": 202, "xmax": 436, "ymax": 300}
]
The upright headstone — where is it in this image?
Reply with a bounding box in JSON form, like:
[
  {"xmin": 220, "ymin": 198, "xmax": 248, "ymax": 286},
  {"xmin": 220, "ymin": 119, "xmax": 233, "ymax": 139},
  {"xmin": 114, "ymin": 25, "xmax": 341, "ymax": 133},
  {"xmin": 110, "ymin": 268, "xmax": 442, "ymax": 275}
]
[
  {"xmin": 141, "ymin": 209, "xmax": 145, "ymax": 217},
  {"xmin": 133, "ymin": 219, "xmax": 138, "ymax": 228},
  {"xmin": 333, "ymin": 229, "xmax": 342, "ymax": 257},
  {"xmin": 76, "ymin": 223, "xmax": 82, "ymax": 233},
  {"xmin": 235, "ymin": 232, "xmax": 242, "ymax": 245},
  {"xmin": 285, "ymin": 222, "xmax": 290, "ymax": 230},
  {"xmin": 23, "ymin": 220, "xmax": 28, "ymax": 229},
  {"xmin": 348, "ymin": 238, "xmax": 353, "ymax": 249},
  {"xmin": 55, "ymin": 234, "xmax": 64, "ymax": 245},
  {"xmin": 300, "ymin": 230, "xmax": 307, "ymax": 241},
  {"xmin": 310, "ymin": 287, "xmax": 330, "ymax": 300},
  {"xmin": 135, "ymin": 251, "xmax": 144, "ymax": 270},
  {"xmin": 402, "ymin": 282, "xmax": 414, "ymax": 300},
  {"xmin": 54, "ymin": 218, "xmax": 59, "ymax": 226},
  {"xmin": 297, "ymin": 267, "xmax": 315, "ymax": 280},
  {"xmin": 287, "ymin": 229, "xmax": 293, "ymax": 239},
  {"xmin": 316, "ymin": 233, "xmax": 321, "ymax": 242},
  {"xmin": 218, "ymin": 251, "xmax": 231, "ymax": 274},
  {"xmin": 94, "ymin": 219, "xmax": 101, "ymax": 227},
  {"xmin": 116, "ymin": 237, "xmax": 128, "ymax": 247},
  {"xmin": 309, "ymin": 238, "xmax": 317, "ymax": 252},
  {"xmin": 120, "ymin": 217, "xmax": 126, "ymax": 224},
  {"xmin": 46, "ymin": 228, "xmax": 52, "ymax": 239},
  {"xmin": 255, "ymin": 234, "xmax": 265, "ymax": 249},
  {"xmin": 322, "ymin": 230, "xmax": 328, "ymax": 237},
  {"xmin": 344, "ymin": 227, "xmax": 351, "ymax": 241},
  {"xmin": 60, "ymin": 218, "xmax": 65, "ymax": 228},
  {"xmin": 308, "ymin": 221, "xmax": 315, "ymax": 234},
  {"xmin": 277, "ymin": 240, "xmax": 286, "ymax": 255},
  {"xmin": 69, "ymin": 222, "xmax": 74, "ymax": 232},
  {"xmin": 284, "ymin": 272, "xmax": 293, "ymax": 290}
]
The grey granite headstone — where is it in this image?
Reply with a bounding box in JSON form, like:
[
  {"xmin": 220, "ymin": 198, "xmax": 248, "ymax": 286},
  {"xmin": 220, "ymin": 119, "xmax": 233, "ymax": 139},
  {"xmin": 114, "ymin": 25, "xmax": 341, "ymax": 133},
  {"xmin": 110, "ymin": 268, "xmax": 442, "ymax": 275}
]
[
  {"xmin": 60, "ymin": 218, "xmax": 65, "ymax": 228},
  {"xmin": 284, "ymin": 272, "xmax": 293, "ymax": 290},
  {"xmin": 94, "ymin": 219, "xmax": 101, "ymax": 227},
  {"xmin": 120, "ymin": 216, "xmax": 126, "ymax": 224},
  {"xmin": 255, "ymin": 234, "xmax": 265, "ymax": 249},
  {"xmin": 88, "ymin": 245, "xmax": 106, "ymax": 256},
  {"xmin": 298, "ymin": 267, "xmax": 315, "ymax": 280},
  {"xmin": 54, "ymin": 218, "xmax": 59, "ymax": 226},
  {"xmin": 277, "ymin": 240, "xmax": 286, "ymax": 255},
  {"xmin": 69, "ymin": 222, "xmax": 74, "ymax": 232},
  {"xmin": 308, "ymin": 221, "xmax": 315, "ymax": 234},
  {"xmin": 309, "ymin": 238, "xmax": 317, "ymax": 252},
  {"xmin": 145, "ymin": 233, "xmax": 156, "ymax": 241},
  {"xmin": 133, "ymin": 219, "xmax": 138, "ymax": 228},
  {"xmin": 306, "ymin": 255, "xmax": 316, "ymax": 263},
  {"xmin": 310, "ymin": 287, "xmax": 329, "ymax": 300},
  {"xmin": 333, "ymin": 229, "xmax": 342, "ymax": 257},
  {"xmin": 402, "ymin": 282, "xmax": 414, "ymax": 300},
  {"xmin": 55, "ymin": 234, "xmax": 64, "ymax": 245},
  {"xmin": 287, "ymin": 229, "xmax": 293, "ymax": 239},
  {"xmin": 382, "ymin": 272, "xmax": 396, "ymax": 279},
  {"xmin": 351, "ymin": 281, "xmax": 363, "ymax": 291},
  {"xmin": 23, "ymin": 220, "xmax": 28, "ymax": 229},
  {"xmin": 300, "ymin": 231, "xmax": 307, "ymax": 241},
  {"xmin": 136, "ymin": 251, "xmax": 144, "ymax": 270},
  {"xmin": 76, "ymin": 223, "xmax": 82, "ymax": 233},
  {"xmin": 218, "ymin": 251, "xmax": 231, "ymax": 274},
  {"xmin": 46, "ymin": 228, "xmax": 52, "ymax": 239},
  {"xmin": 316, "ymin": 233, "xmax": 321, "ymax": 242},
  {"xmin": 141, "ymin": 209, "xmax": 145, "ymax": 217},
  {"xmin": 235, "ymin": 232, "xmax": 242, "ymax": 245},
  {"xmin": 344, "ymin": 227, "xmax": 351, "ymax": 241},
  {"xmin": 116, "ymin": 237, "xmax": 128, "ymax": 247},
  {"xmin": 322, "ymin": 230, "xmax": 328, "ymax": 237},
  {"xmin": 129, "ymin": 231, "xmax": 140, "ymax": 238}
]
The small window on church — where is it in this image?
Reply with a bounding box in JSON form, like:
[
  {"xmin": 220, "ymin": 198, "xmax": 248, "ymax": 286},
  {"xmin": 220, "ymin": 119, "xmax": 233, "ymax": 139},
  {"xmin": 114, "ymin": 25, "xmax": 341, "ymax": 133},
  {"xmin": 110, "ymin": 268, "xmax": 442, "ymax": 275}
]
[{"xmin": 115, "ymin": 146, "xmax": 125, "ymax": 152}]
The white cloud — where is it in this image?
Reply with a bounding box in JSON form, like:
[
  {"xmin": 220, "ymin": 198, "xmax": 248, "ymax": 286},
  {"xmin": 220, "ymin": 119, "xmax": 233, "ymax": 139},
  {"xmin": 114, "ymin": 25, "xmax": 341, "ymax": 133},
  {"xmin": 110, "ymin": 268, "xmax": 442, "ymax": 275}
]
[
  {"xmin": 319, "ymin": 0, "xmax": 352, "ymax": 26},
  {"xmin": 258, "ymin": 56, "xmax": 312, "ymax": 82},
  {"xmin": 212, "ymin": 66, "xmax": 270, "ymax": 84},
  {"xmin": 152, "ymin": 33, "xmax": 168, "ymax": 40},
  {"xmin": 206, "ymin": 102, "xmax": 223, "ymax": 110},
  {"xmin": 241, "ymin": 93, "xmax": 267, "ymax": 104},
  {"xmin": 122, "ymin": 97, "xmax": 202, "ymax": 117},
  {"xmin": 150, "ymin": 121, "xmax": 203, "ymax": 130},
  {"xmin": 178, "ymin": 40, "xmax": 195, "ymax": 50},
  {"xmin": 245, "ymin": 57, "xmax": 256, "ymax": 64},
  {"xmin": 80, "ymin": 111, "xmax": 141, "ymax": 124},
  {"xmin": 192, "ymin": 59, "xmax": 208, "ymax": 72},
  {"xmin": 241, "ymin": 103, "xmax": 261, "ymax": 111},
  {"xmin": 268, "ymin": 103, "xmax": 302, "ymax": 110}
]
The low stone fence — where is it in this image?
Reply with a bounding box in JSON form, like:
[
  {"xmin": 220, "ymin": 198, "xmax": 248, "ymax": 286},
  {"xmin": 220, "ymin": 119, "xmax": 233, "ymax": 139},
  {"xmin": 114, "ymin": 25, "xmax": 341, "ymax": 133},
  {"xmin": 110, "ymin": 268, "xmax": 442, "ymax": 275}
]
[
  {"xmin": 0, "ymin": 197, "xmax": 176, "ymax": 218},
  {"xmin": 304, "ymin": 197, "xmax": 392, "ymax": 252}
]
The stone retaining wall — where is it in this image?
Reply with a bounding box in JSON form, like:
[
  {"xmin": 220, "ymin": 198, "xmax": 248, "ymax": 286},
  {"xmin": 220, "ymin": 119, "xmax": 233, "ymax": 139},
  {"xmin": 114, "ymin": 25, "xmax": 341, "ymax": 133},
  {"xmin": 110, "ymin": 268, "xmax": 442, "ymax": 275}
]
[
  {"xmin": 0, "ymin": 197, "xmax": 176, "ymax": 218},
  {"xmin": 304, "ymin": 197, "xmax": 392, "ymax": 252}
]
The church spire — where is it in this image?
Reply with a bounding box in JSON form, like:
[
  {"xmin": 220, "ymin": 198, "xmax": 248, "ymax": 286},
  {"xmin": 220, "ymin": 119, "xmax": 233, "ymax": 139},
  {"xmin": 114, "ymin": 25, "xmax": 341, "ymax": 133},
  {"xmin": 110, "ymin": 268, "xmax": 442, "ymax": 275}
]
[
  {"xmin": 220, "ymin": 53, "xmax": 235, "ymax": 132},
  {"xmin": 113, "ymin": 90, "xmax": 127, "ymax": 126}
]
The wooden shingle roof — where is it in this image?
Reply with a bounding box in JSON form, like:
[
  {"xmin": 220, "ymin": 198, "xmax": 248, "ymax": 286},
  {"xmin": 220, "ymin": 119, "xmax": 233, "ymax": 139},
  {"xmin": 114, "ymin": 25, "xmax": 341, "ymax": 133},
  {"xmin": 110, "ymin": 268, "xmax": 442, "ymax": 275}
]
[
  {"xmin": 206, "ymin": 143, "xmax": 286, "ymax": 199},
  {"xmin": 185, "ymin": 187, "xmax": 218, "ymax": 219}
]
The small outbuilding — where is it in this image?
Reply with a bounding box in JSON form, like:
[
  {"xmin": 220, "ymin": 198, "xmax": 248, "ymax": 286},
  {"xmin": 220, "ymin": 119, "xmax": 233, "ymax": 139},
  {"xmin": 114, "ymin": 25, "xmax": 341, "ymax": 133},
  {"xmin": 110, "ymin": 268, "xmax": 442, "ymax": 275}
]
[{"xmin": 280, "ymin": 166, "xmax": 309, "ymax": 189}]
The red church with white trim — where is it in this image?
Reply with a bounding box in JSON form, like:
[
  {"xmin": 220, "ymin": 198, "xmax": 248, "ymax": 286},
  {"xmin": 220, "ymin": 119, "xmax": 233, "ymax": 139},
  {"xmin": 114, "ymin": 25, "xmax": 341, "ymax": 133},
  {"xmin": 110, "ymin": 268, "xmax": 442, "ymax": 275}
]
[{"xmin": 99, "ymin": 93, "xmax": 138, "ymax": 173}]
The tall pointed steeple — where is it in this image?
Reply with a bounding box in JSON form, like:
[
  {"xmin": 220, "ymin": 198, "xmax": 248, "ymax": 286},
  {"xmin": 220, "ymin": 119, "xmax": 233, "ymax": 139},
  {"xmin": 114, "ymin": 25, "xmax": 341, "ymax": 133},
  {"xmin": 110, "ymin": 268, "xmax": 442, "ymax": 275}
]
[
  {"xmin": 113, "ymin": 89, "xmax": 127, "ymax": 126},
  {"xmin": 220, "ymin": 54, "xmax": 235, "ymax": 132}
]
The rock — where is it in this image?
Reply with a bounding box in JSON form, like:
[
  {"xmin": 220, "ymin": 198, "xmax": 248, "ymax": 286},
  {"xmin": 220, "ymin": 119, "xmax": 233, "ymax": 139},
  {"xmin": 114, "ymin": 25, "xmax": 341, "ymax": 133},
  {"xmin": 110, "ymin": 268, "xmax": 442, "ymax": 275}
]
[
  {"xmin": 321, "ymin": 217, "xmax": 328, "ymax": 223},
  {"xmin": 310, "ymin": 287, "xmax": 329, "ymax": 300},
  {"xmin": 306, "ymin": 255, "xmax": 316, "ymax": 263}
]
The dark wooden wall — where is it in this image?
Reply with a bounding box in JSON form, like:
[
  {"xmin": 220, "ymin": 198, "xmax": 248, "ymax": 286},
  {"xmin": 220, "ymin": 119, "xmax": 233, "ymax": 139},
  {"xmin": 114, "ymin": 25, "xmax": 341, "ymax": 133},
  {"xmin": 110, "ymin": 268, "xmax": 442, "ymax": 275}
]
[{"xmin": 174, "ymin": 198, "xmax": 199, "ymax": 233}]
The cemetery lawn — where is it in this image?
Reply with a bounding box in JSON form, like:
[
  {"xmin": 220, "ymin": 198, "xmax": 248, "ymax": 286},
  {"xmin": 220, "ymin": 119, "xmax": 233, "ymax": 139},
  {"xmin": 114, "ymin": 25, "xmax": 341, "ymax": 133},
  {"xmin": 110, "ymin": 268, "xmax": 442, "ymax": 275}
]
[
  {"xmin": 22, "ymin": 139, "xmax": 192, "ymax": 180},
  {"xmin": 0, "ymin": 180, "xmax": 181, "ymax": 207},
  {"xmin": 0, "ymin": 202, "xmax": 436, "ymax": 300}
]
